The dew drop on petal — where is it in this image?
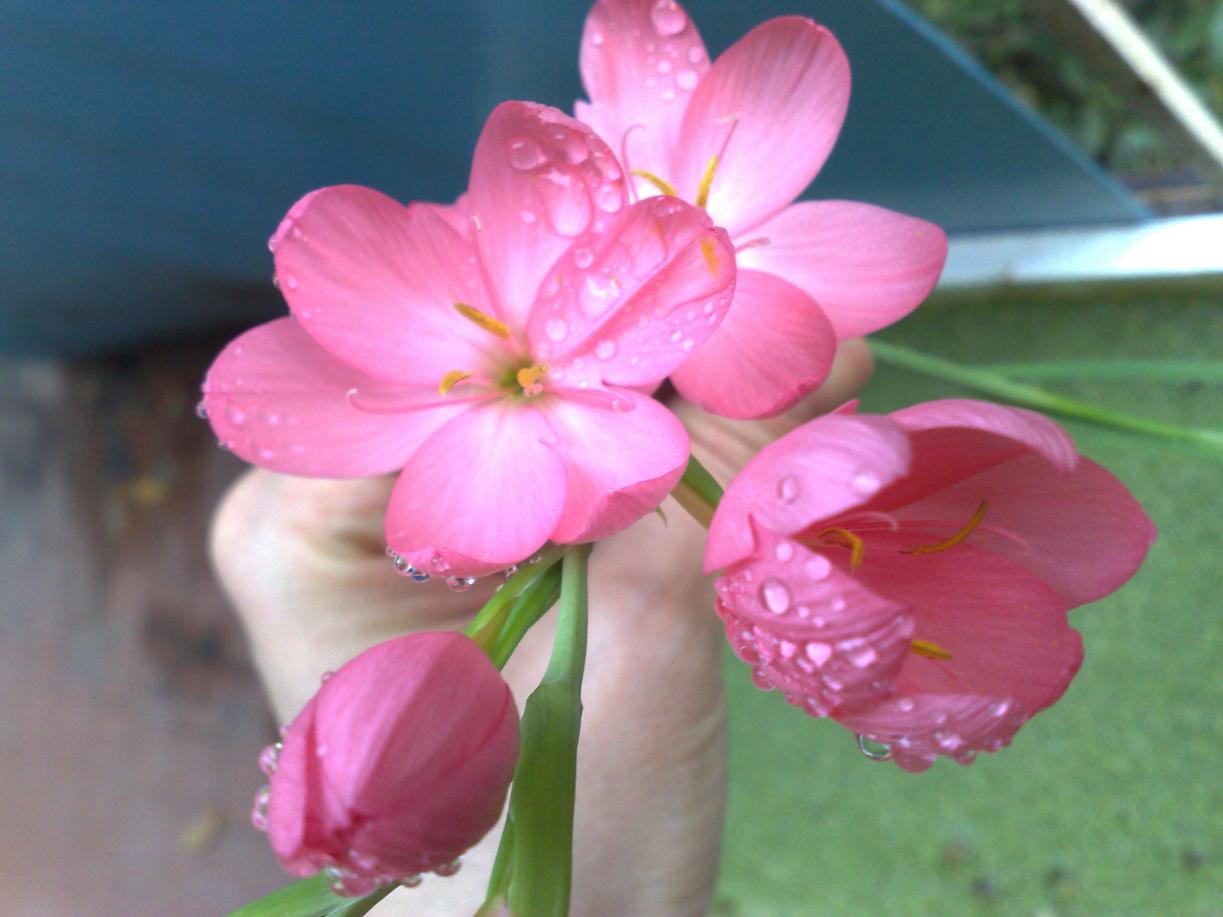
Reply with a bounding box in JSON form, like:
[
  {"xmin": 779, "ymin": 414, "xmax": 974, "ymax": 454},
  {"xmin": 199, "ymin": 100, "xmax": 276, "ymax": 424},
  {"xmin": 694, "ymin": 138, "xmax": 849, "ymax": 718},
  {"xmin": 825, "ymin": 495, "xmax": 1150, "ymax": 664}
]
[
  {"xmin": 258, "ymin": 742, "xmax": 283, "ymax": 777},
  {"xmin": 596, "ymin": 183, "xmax": 623, "ymax": 213},
  {"xmin": 572, "ymin": 246, "xmax": 594, "ymax": 269},
  {"xmin": 595, "ymin": 339, "xmax": 617, "ymax": 360},
  {"xmin": 687, "ymin": 45, "xmax": 705, "ymax": 64},
  {"xmin": 857, "ymin": 734, "xmax": 893, "ymax": 761},
  {"xmin": 545, "ymin": 317, "xmax": 569, "ymax": 341},
  {"xmin": 776, "ymin": 474, "xmax": 800, "ymax": 503},
  {"xmin": 774, "ymin": 540, "xmax": 795, "ymax": 563},
  {"xmin": 681, "ymin": 337, "xmax": 695, "ymax": 352},
  {"xmin": 225, "ymin": 404, "xmax": 247, "ymax": 426},
  {"xmin": 434, "ymin": 857, "xmax": 463, "ymax": 877},
  {"xmin": 849, "ymin": 647, "xmax": 879, "ymax": 668},
  {"xmin": 989, "ymin": 700, "xmax": 1011, "ymax": 718},
  {"xmin": 805, "ymin": 641, "xmax": 833, "ymax": 666},
  {"xmin": 507, "ymin": 136, "xmax": 546, "ymax": 171},
  {"xmin": 804, "ymin": 555, "xmax": 831, "ymax": 580},
  {"xmin": 650, "ymin": 0, "xmax": 687, "ymax": 37},
  {"xmin": 759, "ymin": 578, "xmax": 791, "ymax": 614},
  {"xmin": 590, "ymin": 30, "xmax": 605, "ymax": 47},
  {"xmin": 676, "ymin": 69, "xmax": 699, "ymax": 91},
  {"xmin": 851, "ymin": 469, "xmax": 881, "ymax": 495},
  {"xmin": 896, "ymin": 696, "xmax": 916, "ymax": 712},
  {"xmin": 194, "ymin": 400, "xmax": 209, "ymax": 420},
  {"xmin": 250, "ymin": 785, "xmax": 271, "ymax": 831}
]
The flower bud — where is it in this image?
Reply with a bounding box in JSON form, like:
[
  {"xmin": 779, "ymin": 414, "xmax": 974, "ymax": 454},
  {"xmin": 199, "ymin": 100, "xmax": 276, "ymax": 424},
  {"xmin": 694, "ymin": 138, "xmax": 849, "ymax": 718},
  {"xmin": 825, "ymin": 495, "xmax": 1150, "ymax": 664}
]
[{"xmin": 262, "ymin": 632, "xmax": 519, "ymax": 893}]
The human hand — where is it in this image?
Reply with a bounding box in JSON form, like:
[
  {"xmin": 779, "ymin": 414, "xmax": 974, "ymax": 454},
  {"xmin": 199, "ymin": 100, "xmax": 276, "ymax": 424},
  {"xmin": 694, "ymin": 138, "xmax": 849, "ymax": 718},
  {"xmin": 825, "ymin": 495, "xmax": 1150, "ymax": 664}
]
[{"xmin": 210, "ymin": 341, "xmax": 872, "ymax": 916}]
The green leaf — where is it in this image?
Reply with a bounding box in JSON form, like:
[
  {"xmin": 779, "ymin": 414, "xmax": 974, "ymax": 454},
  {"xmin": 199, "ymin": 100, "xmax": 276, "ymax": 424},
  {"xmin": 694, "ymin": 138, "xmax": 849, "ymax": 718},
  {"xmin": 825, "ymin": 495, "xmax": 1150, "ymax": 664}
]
[{"xmin": 227, "ymin": 876, "xmax": 345, "ymax": 917}]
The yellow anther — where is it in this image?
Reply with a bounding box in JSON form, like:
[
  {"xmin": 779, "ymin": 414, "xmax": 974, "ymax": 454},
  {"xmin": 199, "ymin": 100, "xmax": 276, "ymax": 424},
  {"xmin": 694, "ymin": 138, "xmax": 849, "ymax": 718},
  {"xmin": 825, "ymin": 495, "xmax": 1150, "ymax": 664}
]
[
  {"xmin": 814, "ymin": 527, "xmax": 865, "ymax": 571},
  {"xmin": 516, "ymin": 363, "xmax": 548, "ymax": 396},
  {"xmin": 700, "ymin": 236, "xmax": 721, "ymax": 277},
  {"xmin": 630, "ymin": 169, "xmax": 678, "ymax": 198},
  {"xmin": 454, "ymin": 302, "xmax": 510, "ymax": 339},
  {"xmin": 910, "ymin": 639, "xmax": 953, "ymax": 661},
  {"xmin": 695, "ymin": 154, "xmax": 719, "ymax": 209},
  {"xmin": 903, "ymin": 500, "xmax": 989, "ymax": 555},
  {"xmin": 438, "ymin": 370, "xmax": 473, "ymax": 395}
]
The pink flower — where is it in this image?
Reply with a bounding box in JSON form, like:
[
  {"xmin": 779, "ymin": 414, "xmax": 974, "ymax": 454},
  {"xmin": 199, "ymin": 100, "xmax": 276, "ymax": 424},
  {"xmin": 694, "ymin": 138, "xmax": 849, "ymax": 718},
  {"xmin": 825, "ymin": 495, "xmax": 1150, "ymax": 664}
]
[
  {"xmin": 202, "ymin": 101, "xmax": 736, "ymax": 578},
  {"xmin": 256, "ymin": 632, "xmax": 519, "ymax": 893},
  {"xmin": 576, "ymin": 0, "xmax": 949, "ymax": 418},
  {"xmin": 706, "ymin": 400, "xmax": 1156, "ymax": 771}
]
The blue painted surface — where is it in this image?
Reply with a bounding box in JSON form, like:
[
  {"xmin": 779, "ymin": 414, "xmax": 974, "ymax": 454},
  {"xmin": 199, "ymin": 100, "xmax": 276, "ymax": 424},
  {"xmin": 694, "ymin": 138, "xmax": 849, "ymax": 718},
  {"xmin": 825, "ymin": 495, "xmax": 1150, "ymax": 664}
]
[{"xmin": 0, "ymin": 0, "xmax": 1147, "ymax": 356}]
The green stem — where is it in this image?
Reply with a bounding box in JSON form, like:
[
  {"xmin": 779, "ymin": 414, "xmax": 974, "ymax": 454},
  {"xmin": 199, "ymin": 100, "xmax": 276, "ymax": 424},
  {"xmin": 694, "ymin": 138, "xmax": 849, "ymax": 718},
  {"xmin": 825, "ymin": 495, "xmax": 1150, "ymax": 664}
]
[
  {"xmin": 872, "ymin": 339, "xmax": 1223, "ymax": 457},
  {"xmin": 503, "ymin": 544, "xmax": 592, "ymax": 917},
  {"xmin": 972, "ymin": 358, "xmax": 1223, "ymax": 383},
  {"xmin": 671, "ymin": 454, "xmax": 724, "ymax": 528},
  {"xmin": 464, "ymin": 546, "xmax": 567, "ymax": 662},
  {"xmin": 488, "ymin": 564, "xmax": 563, "ymax": 669}
]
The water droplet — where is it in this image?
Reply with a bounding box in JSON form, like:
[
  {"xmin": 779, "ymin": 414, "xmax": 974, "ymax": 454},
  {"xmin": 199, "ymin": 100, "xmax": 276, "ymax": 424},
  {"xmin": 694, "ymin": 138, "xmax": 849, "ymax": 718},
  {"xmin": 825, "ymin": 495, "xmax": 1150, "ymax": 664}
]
[
  {"xmin": 778, "ymin": 640, "xmax": 798, "ymax": 659},
  {"xmin": 194, "ymin": 400, "xmax": 209, "ymax": 420},
  {"xmin": 320, "ymin": 670, "xmax": 334, "ymax": 683},
  {"xmin": 657, "ymin": 59, "xmax": 673, "ymax": 74},
  {"xmin": 285, "ymin": 275, "xmax": 299, "ymax": 291},
  {"xmin": 851, "ymin": 469, "xmax": 881, "ymax": 495},
  {"xmin": 596, "ymin": 183, "xmax": 623, "ymax": 213},
  {"xmin": 431, "ymin": 554, "xmax": 450, "ymax": 573},
  {"xmin": 258, "ymin": 447, "xmax": 275, "ymax": 461},
  {"xmin": 774, "ymin": 540, "xmax": 795, "ymax": 563},
  {"xmin": 595, "ymin": 339, "xmax": 617, "ymax": 360},
  {"xmin": 849, "ymin": 646, "xmax": 879, "ymax": 668},
  {"xmin": 258, "ymin": 742, "xmax": 283, "ymax": 777},
  {"xmin": 590, "ymin": 30, "xmax": 605, "ymax": 47},
  {"xmin": 519, "ymin": 208, "xmax": 537, "ymax": 224},
  {"xmin": 545, "ymin": 317, "xmax": 569, "ymax": 341},
  {"xmin": 410, "ymin": 570, "xmax": 431, "ymax": 583},
  {"xmin": 759, "ymin": 578, "xmax": 791, "ymax": 614},
  {"xmin": 896, "ymin": 696, "xmax": 916, "ymax": 712},
  {"xmin": 830, "ymin": 596, "xmax": 846, "ymax": 612},
  {"xmin": 857, "ymin": 734, "xmax": 892, "ymax": 761},
  {"xmin": 572, "ymin": 246, "xmax": 594, "ymax": 269},
  {"xmin": 750, "ymin": 668, "xmax": 773, "ymax": 691},
  {"xmin": 989, "ymin": 700, "xmax": 1011, "ymax": 718},
  {"xmin": 681, "ymin": 337, "xmax": 695, "ymax": 352},
  {"xmin": 934, "ymin": 731, "xmax": 964, "ymax": 751},
  {"xmin": 225, "ymin": 404, "xmax": 247, "ymax": 426},
  {"xmin": 507, "ymin": 136, "xmax": 546, "ymax": 171},
  {"xmin": 805, "ymin": 641, "xmax": 833, "ymax": 666},
  {"xmin": 446, "ymin": 575, "xmax": 478, "ymax": 592},
  {"xmin": 776, "ymin": 475, "xmax": 800, "ymax": 503},
  {"xmin": 250, "ymin": 785, "xmax": 271, "ymax": 831},
  {"xmin": 687, "ymin": 46, "xmax": 705, "ymax": 64},
  {"xmin": 650, "ymin": 0, "xmax": 687, "ymax": 37},
  {"xmin": 676, "ymin": 69, "xmax": 699, "ymax": 91},
  {"xmin": 804, "ymin": 555, "xmax": 831, "ymax": 580}
]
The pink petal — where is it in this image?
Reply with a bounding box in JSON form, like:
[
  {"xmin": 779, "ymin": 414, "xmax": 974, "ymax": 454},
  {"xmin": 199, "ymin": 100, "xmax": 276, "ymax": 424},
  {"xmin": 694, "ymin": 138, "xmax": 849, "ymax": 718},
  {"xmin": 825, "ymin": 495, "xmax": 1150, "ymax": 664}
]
[
  {"xmin": 385, "ymin": 403, "xmax": 567, "ymax": 577},
  {"xmin": 467, "ymin": 101, "xmax": 630, "ymax": 330},
  {"xmin": 705, "ymin": 413, "xmax": 912, "ymax": 572},
  {"xmin": 673, "ymin": 17, "xmax": 850, "ymax": 236},
  {"xmin": 894, "ymin": 453, "xmax": 1156, "ymax": 607},
  {"xmin": 538, "ymin": 388, "xmax": 689, "ymax": 543},
  {"xmin": 267, "ymin": 697, "xmax": 323, "ymax": 874},
  {"xmin": 577, "ymin": 0, "xmax": 710, "ymax": 197},
  {"xmin": 202, "ymin": 319, "xmax": 469, "ymax": 477},
  {"xmin": 736, "ymin": 201, "xmax": 947, "ymax": 339},
  {"xmin": 870, "ymin": 400, "xmax": 1078, "ymax": 512},
  {"xmin": 526, "ymin": 195, "xmax": 735, "ymax": 387},
  {"xmin": 716, "ymin": 524, "xmax": 913, "ymax": 715},
  {"xmin": 670, "ymin": 269, "xmax": 835, "ymax": 419},
  {"xmin": 271, "ymin": 186, "xmax": 502, "ymax": 387}
]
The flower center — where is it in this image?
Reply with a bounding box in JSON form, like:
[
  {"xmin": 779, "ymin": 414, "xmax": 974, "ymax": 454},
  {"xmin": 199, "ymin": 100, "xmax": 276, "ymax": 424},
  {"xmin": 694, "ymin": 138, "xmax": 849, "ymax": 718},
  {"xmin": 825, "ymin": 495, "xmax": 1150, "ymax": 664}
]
[{"xmin": 439, "ymin": 303, "xmax": 549, "ymax": 398}]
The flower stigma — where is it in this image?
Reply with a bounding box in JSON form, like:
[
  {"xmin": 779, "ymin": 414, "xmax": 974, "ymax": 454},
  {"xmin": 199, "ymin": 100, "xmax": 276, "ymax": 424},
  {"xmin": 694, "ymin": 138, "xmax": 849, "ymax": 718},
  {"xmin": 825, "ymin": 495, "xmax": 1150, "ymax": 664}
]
[
  {"xmin": 910, "ymin": 638, "xmax": 953, "ymax": 661},
  {"xmin": 902, "ymin": 500, "xmax": 990, "ymax": 555},
  {"xmin": 454, "ymin": 302, "xmax": 511, "ymax": 339}
]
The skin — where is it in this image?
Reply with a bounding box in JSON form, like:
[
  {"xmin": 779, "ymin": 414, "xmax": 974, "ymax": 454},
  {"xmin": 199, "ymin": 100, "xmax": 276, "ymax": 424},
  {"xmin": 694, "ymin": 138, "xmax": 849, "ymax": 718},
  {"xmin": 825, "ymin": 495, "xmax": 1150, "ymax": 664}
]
[{"xmin": 210, "ymin": 341, "xmax": 872, "ymax": 916}]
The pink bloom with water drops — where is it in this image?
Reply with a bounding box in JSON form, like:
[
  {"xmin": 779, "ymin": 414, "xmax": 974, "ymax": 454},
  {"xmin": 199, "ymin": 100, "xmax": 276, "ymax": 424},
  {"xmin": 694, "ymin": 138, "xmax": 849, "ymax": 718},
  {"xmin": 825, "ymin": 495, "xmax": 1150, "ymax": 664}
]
[
  {"xmin": 202, "ymin": 100, "xmax": 736, "ymax": 579},
  {"xmin": 253, "ymin": 632, "xmax": 519, "ymax": 895},
  {"xmin": 706, "ymin": 399, "xmax": 1156, "ymax": 771},
  {"xmin": 576, "ymin": 0, "xmax": 948, "ymax": 418}
]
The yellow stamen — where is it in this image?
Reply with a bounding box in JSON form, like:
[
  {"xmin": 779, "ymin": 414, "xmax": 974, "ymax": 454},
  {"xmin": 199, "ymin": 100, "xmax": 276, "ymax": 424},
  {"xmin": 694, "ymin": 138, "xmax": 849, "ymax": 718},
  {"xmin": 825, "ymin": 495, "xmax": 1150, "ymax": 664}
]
[
  {"xmin": 903, "ymin": 500, "xmax": 990, "ymax": 555},
  {"xmin": 814, "ymin": 527, "xmax": 865, "ymax": 571},
  {"xmin": 630, "ymin": 169, "xmax": 678, "ymax": 198},
  {"xmin": 454, "ymin": 302, "xmax": 510, "ymax": 339},
  {"xmin": 910, "ymin": 639, "xmax": 953, "ymax": 661},
  {"xmin": 516, "ymin": 363, "xmax": 548, "ymax": 395},
  {"xmin": 438, "ymin": 370, "xmax": 473, "ymax": 395},
  {"xmin": 695, "ymin": 154, "xmax": 719, "ymax": 209},
  {"xmin": 700, "ymin": 237, "xmax": 721, "ymax": 277}
]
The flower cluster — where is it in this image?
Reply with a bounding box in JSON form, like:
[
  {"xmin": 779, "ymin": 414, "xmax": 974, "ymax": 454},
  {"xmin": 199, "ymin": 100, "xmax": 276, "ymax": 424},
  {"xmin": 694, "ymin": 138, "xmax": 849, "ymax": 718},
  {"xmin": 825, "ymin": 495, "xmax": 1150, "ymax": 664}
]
[{"xmin": 204, "ymin": 0, "xmax": 1155, "ymax": 904}]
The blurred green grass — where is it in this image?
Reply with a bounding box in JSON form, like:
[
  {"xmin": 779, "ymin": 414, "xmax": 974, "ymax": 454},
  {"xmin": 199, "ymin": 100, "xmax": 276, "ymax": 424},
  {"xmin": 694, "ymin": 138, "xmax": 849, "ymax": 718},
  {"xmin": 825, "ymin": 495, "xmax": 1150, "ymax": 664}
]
[{"xmin": 715, "ymin": 291, "xmax": 1223, "ymax": 915}]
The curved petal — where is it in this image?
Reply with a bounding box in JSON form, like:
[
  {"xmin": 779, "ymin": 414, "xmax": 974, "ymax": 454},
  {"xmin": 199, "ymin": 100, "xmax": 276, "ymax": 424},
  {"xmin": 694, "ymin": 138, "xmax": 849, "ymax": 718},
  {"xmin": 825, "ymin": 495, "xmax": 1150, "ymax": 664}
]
[
  {"xmin": 705, "ymin": 413, "xmax": 911, "ymax": 572},
  {"xmin": 577, "ymin": 0, "xmax": 710, "ymax": 195},
  {"xmin": 670, "ymin": 269, "xmax": 835, "ymax": 419},
  {"xmin": 467, "ymin": 101, "xmax": 630, "ymax": 329},
  {"xmin": 736, "ymin": 201, "xmax": 947, "ymax": 339},
  {"xmin": 385, "ymin": 403, "xmax": 566, "ymax": 578},
  {"xmin": 870, "ymin": 400, "xmax": 1078, "ymax": 512},
  {"xmin": 202, "ymin": 319, "xmax": 468, "ymax": 477},
  {"xmin": 673, "ymin": 17, "xmax": 850, "ymax": 235},
  {"xmin": 527, "ymin": 195, "xmax": 735, "ymax": 387},
  {"xmin": 894, "ymin": 453, "xmax": 1157, "ymax": 607},
  {"xmin": 716, "ymin": 524, "xmax": 912, "ymax": 716},
  {"xmin": 271, "ymin": 186, "xmax": 502, "ymax": 386},
  {"xmin": 538, "ymin": 388, "xmax": 689, "ymax": 543}
]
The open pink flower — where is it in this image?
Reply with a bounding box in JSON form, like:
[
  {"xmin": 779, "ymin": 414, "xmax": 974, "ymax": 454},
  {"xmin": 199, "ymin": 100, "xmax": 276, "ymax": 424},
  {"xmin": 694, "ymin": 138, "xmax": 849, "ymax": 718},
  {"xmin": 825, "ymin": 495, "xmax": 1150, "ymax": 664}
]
[
  {"xmin": 202, "ymin": 101, "xmax": 736, "ymax": 578},
  {"xmin": 257, "ymin": 632, "xmax": 519, "ymax": 894},
  {"xmin": 706, "ymin": 400, "xmax": 1156, "ymax": 771},
  {"xmin": 576, "ymin": 0, "xmax": 948, "ymax": 418}
]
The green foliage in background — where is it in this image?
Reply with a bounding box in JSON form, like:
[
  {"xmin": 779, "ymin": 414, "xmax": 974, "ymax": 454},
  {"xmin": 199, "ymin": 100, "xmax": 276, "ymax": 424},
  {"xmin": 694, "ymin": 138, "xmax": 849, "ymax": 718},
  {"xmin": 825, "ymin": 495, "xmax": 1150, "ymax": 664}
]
[{"xmin": 908, "ymin": 0, "xmax": 1223, "ymax": 175}]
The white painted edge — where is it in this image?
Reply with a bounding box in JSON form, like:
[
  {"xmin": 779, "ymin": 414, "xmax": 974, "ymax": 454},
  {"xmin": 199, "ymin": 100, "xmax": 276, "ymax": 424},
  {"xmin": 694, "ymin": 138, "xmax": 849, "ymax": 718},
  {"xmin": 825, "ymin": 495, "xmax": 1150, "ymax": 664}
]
[{"xmin": 939, "ymin": 213, "xmax": 1223, "ymax": 289}]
